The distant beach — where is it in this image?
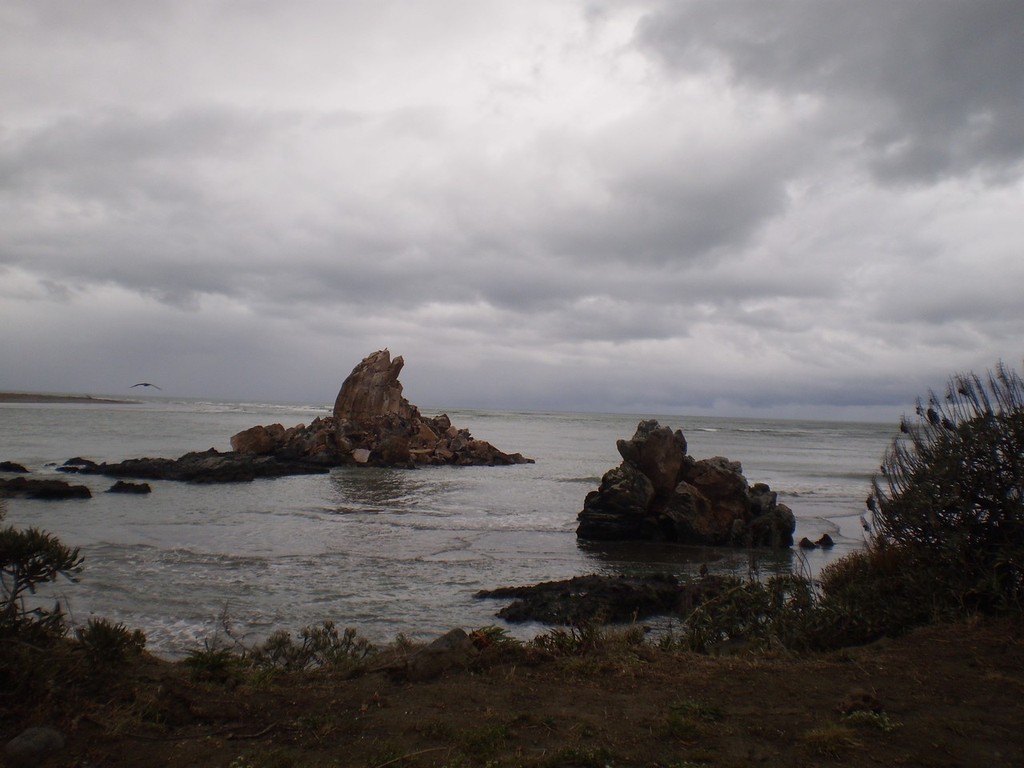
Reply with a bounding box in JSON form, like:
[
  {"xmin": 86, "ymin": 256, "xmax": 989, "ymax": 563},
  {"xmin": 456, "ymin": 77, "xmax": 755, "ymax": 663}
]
[{"xmin": 0, "ymin": 392, "xmax": 135, "ymax": 404}]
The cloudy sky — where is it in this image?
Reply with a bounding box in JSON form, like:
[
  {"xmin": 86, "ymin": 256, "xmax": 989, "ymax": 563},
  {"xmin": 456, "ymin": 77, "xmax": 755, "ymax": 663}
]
[{"xmin": 2, "ymin": 1, "xmax": 1022, "ymax": 420}]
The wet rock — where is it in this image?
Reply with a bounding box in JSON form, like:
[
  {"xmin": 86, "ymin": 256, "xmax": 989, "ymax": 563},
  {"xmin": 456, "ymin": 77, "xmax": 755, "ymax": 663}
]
[
  {"xmin": 63, "ymin": 457, "xmax": 98, "ymax": 469},
  {"xmin": 798, "ymin": 537, "xmax": 817, "ymax": 549},
  {"xmin": 0, "ymin": 476, "xmax": 92, "ymax": 499},
  {"xmin": 108, "ymin": 480, "xmax": 152, "ymax": 494},
  {"xmin": 476, "ymin": 573, "xmax": 732, "ymax": 625},
  {"xmin": 68, "ymin": 449, "xmax": 329, "ymax": 484},
  {"xmin": 816, "ymin": 533, "xmax": 835, "ymax": 548},
  {"xmin": 0, "ymin": 461, "xmax": 29, "ymax": 473}
]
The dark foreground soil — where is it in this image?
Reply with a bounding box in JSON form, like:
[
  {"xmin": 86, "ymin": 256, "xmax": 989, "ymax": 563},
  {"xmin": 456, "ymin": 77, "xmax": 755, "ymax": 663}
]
[{"xmin": 4, "ymin": 617, "xmax": 1023, "ymax": 768}]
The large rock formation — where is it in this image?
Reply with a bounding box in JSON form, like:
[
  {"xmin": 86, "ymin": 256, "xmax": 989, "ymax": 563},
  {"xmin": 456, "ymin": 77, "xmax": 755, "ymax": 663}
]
[
  {"xmin": 333, "ymin": 349, "xmax": 417, "ymax": 423},
  {"xmin": 60, "ymin": 350, "xmax": 531, "ymax": 484},
  {"xmin": 576, "ymin": 420, "xmax": 795, "ymax": 548},
  {"xmin": 231, "ymin": 349, "xmax": 532, "ymax": 469}
]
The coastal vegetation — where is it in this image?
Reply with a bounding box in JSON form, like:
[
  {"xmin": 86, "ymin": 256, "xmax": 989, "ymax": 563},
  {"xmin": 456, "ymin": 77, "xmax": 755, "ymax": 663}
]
[{"xmin": 2, "ymin": 362, "xmax": 1024, "ymax": 766}]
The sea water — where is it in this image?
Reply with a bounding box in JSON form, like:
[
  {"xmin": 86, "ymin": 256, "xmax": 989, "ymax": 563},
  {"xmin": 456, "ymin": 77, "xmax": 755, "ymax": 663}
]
[{"xmin": 0, "ymin": 398, "xmax": 896, "ymax": 657}]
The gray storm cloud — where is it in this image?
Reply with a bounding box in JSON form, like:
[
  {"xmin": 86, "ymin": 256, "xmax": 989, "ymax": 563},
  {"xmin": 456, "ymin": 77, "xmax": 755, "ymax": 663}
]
[{"xmin": 1, "ymin": 0, "xmax": 1021, "ymax": 418}]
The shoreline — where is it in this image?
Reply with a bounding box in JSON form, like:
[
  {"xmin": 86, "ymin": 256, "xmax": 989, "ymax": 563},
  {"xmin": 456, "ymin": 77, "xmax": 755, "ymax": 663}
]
[{"xmin": 0, "ymin": 392, "xmax": 137, "ymax": 404}]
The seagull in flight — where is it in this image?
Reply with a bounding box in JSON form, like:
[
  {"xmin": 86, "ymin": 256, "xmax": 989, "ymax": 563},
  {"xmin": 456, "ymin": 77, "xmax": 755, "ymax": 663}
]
[{"xmin": 130, "ymin": 382, "xmax": 161, "ymax": 390}]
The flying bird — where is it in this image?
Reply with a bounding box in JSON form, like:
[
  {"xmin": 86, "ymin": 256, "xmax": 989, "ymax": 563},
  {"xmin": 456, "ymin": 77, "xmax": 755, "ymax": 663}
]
[{"xmin": 130, "ymin": 382, "xmax": 161, "ymax": 390}]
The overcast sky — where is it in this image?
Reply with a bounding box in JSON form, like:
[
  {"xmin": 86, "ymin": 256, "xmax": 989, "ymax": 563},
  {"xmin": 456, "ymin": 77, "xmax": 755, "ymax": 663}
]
[{"xmin": 2, "ymin": 1, "xmax": 1022, "ymax": 421}]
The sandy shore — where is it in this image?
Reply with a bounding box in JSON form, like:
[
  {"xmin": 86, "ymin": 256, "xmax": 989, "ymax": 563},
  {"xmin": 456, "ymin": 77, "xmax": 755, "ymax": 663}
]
[{"xmin": 0, "ymin": 392, "xmax": 136, "ymax": 404}]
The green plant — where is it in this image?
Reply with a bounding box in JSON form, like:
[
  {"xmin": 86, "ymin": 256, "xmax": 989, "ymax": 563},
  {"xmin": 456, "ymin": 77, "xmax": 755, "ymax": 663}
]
[
  {"xmin": 456, "ymin": 723, "xmax": 508, "ymax": 762},
  {"xmin": 75, "ymin": 618, "xmax": 146, "ymax": 666},
  {"xmin": 0, "ymin": 524, "xmax": 83, "ymax": 636},
  {"xmin": 251, "ymin": 620, "xmax": 375, "ymax": 671},
  {"xmin": 532, "ymin": 620, "xmax": 605, "ymax": 656},
  {"xmin": 682, "ymin": 574, "xmax": 816, "ymax": 653},
  {"xmin": 869, "ymin": 362, "xmax": 1024, "ymax": 615},
  {"xmin": 469, "ymin": 624, "xmax": 520, "ymax": 650},
  {"xmin": 184, "ymin": 643, "xmax": 239, "ymax": 682}
]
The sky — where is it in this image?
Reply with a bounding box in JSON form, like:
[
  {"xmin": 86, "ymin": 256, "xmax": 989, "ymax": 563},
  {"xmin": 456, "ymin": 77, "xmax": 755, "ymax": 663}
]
[{"xmin": 2, "ymin": 0, "xmax": 1022, "ymax": 422}]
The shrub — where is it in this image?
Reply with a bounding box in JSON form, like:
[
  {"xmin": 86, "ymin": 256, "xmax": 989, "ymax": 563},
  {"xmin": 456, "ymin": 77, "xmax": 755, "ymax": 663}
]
[
  {"xmin": 249, "ymin": 621, "xmax": 375, "ymax": 671},
  {"xmin": 184, "ymin": 643, "xmax": 239, "ymax": 682},
  {"xmin": 0, "ymin": 524, "xmax": 83, "ymax": 637},
  {"xmin": 868, "ymin": 362, "xmax": 1024, "ymax": 614},
  {"xmin": 682, "ymin": 574, "xmax": 816, "ymax": 653},
  {"xmin": 811, "ymin": 546, "xmax": 937, "ymax": 645},
  {"xmin": 75, "ymin": 618, "xmax": 146, "ymax": 667}
]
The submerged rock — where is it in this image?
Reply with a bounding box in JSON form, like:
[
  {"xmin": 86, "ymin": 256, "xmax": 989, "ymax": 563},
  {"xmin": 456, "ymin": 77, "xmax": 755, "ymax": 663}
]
[{"xmin": 576, "ymin": 420, "xmax": 795, "ymax": 548}]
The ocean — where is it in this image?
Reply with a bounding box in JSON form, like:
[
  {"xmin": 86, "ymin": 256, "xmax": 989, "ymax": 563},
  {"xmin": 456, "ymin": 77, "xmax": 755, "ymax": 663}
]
[{"xmin": 0, "ymin": 398, "xmax": 896, "ymax": 657}]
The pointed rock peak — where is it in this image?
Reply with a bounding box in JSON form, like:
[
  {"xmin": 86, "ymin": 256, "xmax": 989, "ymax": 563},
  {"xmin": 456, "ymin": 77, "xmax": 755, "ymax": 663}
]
[{"xmin": 333, "ymin": 349, "xmax": 417, "ymax": 423}]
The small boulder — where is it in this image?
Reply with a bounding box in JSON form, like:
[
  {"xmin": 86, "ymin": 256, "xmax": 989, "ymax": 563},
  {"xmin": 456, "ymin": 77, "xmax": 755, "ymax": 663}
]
[
  {"xmin": 4, "ymin": 726, "xmax": 65, "ymax": 766},
  {"xmin": 400, "ymin": 628, "xmax": 478, "ymax": 682},
  {"xmin": 0, "ymin": 461, "xmax": 29, "ymax": 473},
  {"xmin": 108, "ymin": 480, "xmax": 152, "ymax": 494}
]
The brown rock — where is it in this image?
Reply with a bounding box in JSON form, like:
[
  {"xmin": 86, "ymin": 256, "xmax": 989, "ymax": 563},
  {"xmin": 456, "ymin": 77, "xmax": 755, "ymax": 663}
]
[
  {"xmin": 333, "ymin": 349, "xmax": 419, "ymax": 424},
  {"xmin": 230, "ymin": 424, "xmax": 283, "ymax": 454},
  {"xmin": 616, "ymin": 420, "xmax": 687, "ymax": 495},
  {"xmin": 576, "ymin": 420, "xmax": 794, "ymax": 548}
]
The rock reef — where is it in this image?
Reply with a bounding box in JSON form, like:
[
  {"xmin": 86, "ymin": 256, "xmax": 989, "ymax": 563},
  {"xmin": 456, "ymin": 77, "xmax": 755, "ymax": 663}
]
[
  {"xmin": 61, "ymin": 350, "xmax": 532, "ymax": 484},
  {"xmin": 476, "ymin": 573, "xmax": 733, "ymax": 625},
  {"xmin": 576, "ymin": 420, "xmax": 795, "ymax": 548}
]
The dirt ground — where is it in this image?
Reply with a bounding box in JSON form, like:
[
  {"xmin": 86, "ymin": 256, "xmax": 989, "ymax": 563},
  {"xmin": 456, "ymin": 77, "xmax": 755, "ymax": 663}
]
[{"xmin": 4, "ymin": 617, "xmax": 1023, "ymax": 768}]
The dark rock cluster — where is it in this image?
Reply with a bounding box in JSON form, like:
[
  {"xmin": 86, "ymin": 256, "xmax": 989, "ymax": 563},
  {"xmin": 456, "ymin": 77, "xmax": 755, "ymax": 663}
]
[
  {"xmin": 576, "ymin": 420, "xmax": 795, "ymax": 548},
  {"xmin": 476, "ymin": 573, "xmax": 733, "ymax": 625}
]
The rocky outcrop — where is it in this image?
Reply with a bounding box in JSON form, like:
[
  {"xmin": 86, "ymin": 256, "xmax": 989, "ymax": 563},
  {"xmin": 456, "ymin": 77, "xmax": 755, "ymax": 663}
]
[
  {"xmin": 107, "ymin": 480, "xmax": 152, "ymax": 494},
  {"xmin": 476, "ymin": 573, "xmax": 733, "ymax": 625},
  {"xmin": 576, "ymin": 420, "xmax": 795, "ymax": 548},
  {"xmin": 58, "ymin": 350, "xmax": 531, "ymax": 484},
  {"xmin": 62, "ymin": 449, "xmax": 329, "ymax": 484},
  {"xmin": 231, "ymin": 350, "xmax": 532, "ymax": 468},
  {"xmin": 333, "ymin": 349, "xmax": 417, "ymax": 423},
  {"xmin": 0, "ymin": 476, "xmax": 92, "ymax": 500}
]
